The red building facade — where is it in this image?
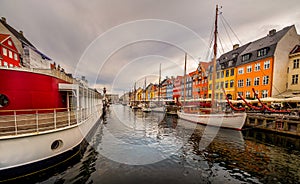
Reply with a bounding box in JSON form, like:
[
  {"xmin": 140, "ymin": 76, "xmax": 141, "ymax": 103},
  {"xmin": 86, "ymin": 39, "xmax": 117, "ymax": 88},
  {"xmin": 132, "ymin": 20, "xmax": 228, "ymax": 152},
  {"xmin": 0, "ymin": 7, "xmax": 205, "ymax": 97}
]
[
  {"xmin": 173, "ymin": 76, "xmax": 182, "ymax": 104},
  {"xmin": 0, "ymin": 34, "xmax": 20, "ymax": 67}
]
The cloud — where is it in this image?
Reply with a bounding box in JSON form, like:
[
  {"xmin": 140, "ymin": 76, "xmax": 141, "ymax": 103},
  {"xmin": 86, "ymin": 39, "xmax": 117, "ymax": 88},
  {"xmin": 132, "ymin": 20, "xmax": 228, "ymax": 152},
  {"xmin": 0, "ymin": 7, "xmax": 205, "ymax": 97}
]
[{"xmin": 1, "ymin": 0, "xmax": 299, "ymax": 95}]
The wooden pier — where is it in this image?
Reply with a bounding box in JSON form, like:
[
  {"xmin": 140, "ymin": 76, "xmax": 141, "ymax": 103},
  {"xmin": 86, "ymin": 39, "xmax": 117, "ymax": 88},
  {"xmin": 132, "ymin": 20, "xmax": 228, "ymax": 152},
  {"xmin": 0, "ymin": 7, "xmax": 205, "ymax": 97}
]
[{"xmin": 245, "ymin": 113, "xmax": 300, "ymax": 137}]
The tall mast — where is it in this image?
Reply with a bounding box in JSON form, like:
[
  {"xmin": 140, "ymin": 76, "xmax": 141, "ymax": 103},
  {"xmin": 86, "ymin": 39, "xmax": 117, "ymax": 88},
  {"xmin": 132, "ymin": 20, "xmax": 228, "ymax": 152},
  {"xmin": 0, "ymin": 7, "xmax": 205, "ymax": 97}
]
[
  {"xmin": 183, "ymin": 53, "xmax": 187, "ymax": 105},
  {"xmin": 134, "ymin": 81, "xmax": 136, "ymax": 103},
  {"xmin": 211, "ymin": 4, "xmax": 218, "ymax": 110},
  {"xmin": 158, "ymin": 63, "xmax": 161, "ymax": 102},
  {"xmin": 144, "ymin": 77, "xmax": 146, "ymax": 101}
]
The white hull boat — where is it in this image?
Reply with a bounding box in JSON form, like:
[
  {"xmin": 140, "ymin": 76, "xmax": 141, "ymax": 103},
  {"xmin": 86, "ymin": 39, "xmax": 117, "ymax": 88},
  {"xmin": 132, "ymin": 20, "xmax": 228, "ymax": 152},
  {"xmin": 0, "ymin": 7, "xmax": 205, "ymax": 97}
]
[{"xmin": 177, "ymin": 111, "xmax": 247, "ymax": 130}]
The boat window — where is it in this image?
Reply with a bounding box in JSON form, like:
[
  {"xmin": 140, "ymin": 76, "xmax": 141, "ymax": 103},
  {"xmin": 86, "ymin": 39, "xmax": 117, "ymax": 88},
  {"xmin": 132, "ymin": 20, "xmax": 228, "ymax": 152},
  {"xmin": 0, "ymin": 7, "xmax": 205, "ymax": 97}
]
[
  {"xmin": 51, "ymin": 140, "xmax": 63, "ymax": 151},
  {"xmin": 0, "ymin": 94, "xmax": 9, "ymax": 107}
]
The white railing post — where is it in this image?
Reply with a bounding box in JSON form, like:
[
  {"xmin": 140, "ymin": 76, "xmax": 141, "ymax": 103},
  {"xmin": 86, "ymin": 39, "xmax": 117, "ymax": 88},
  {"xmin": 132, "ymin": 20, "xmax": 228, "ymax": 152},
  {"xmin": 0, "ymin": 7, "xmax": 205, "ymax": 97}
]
[
  {"xmin": 81, "ymin": 108, "xmax": 83, "ymax": 123},
  {"xmin": 76, "ymin": 108, "xmax": 79, "ymax": 124},
  {"xmin": 14, "ymin": 111, "xmax": 18, "ymax": 135},
  {"xmin": 36, "ymin": 110, "xmax": 39, "ymax": 132},
  {"xmin": 54, "ymin": 109, "xmax": 57, "ymax": 129},
  {"xmin": 68, "ymin": 108, "xmax": 71, "ymax": 126}
]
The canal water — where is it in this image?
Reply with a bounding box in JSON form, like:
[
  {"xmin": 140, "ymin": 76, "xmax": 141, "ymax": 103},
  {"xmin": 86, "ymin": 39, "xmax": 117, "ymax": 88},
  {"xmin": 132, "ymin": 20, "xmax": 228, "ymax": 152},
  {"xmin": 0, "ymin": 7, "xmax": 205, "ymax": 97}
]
[{"xmin": 23, "ymin": 105, "xmax": 300, "ymax": 183}]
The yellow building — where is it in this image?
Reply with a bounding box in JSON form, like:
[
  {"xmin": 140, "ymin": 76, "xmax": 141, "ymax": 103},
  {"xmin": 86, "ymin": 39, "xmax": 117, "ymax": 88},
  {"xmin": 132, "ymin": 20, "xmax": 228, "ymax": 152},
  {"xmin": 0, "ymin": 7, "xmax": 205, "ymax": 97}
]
[
  {"xmin": 208, "ymin": 63, "xmax": 226, "ymax": 100},
  {"xmin": 136, "ymin": 88, "xmax": 143, "ymax": 101},
  {"xmin": 218, "ymin": 43, "xmax": 251, "ymax": 100},
  {"xmin": 222, "ymin": 67, "xmax": 236, "ymax": 99},
  {"xmin": 287, "ymin": 45, "xmax": 300, "ymax": 92}
]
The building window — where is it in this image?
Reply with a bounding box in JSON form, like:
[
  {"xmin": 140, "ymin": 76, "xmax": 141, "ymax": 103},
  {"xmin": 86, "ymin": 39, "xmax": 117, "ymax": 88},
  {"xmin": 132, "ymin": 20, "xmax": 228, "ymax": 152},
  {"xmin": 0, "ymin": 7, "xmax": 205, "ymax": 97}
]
[
  {"xmin": 293, "ymin": 59, "xmax": 299, "ymax": 69},
  {"xmin": 3, "ymin": 61, "xmax": 8, "ymax": 67},
  {"xmin": 242, "ymin": 54, "xmax": 251, "ymax": 62},
  {"xmin": 238, "ymin": 67, "xmax": 244, "ymax": 74},
  {"xmin": 8, "ymin": 40, "xmax": 12, "ymax": 46},
  {"xmin": 209, "ymin": 74, "xmax": 212, "ymax": 80},
  {"xmin": 221, "ymin": 71, "xmax": 224, "ymax": 78},
  {"xmin": 246, "ymin": 78, "xmax": 251, "ymax": 86},
  {"xmin": 254, "ymin": 91, "xmax": 259, "ymax": 98},
  {"xmin": 247, "ymin": 65, "xmax": 252, "ymax": 73},
  {"xmin": 8, "ymin": 51, "xmax": 13, "ymax": 58},
  {"xmin": 237, "ymin": 92, "xmax": 243, "ymax": 97},
  {"xmin": 230, "ymin": 80, "xmax": 234, "ymax": 88},
  {"xmin": 2, "ymin": 48, "xmax": 7, "ymax": 56},
  {"xmin": 257, "ymin": 48, "xmax": 268, "ymax": 57},
  {"xmin": 254, "ymin": 63, "xmax": 260, "ymax": 71},
  {"xmin": 225, "ymin": 81, "xmax": 228, "ymax": 88},
  {"xmin": 14, "ymin": 53, "xmax": 18, "ymax": 60},
  {"xmin": 238, "ymin": 80, "xmax": 244, "ymax": 88},
  {"xmin": 292, "ymin": 74, "xmax": 298, "ymax": 85},
  {"xmin": 254, "ymin": 77, "xmax": 260, "ymax": 86},
  {"xmin": 217, "ymin": 72, "xmax": 220, "ymax": 79},
  {"xmin": 264, "ymin": 60, "xmax": 270, "ymax": 69},
  {"xmin": 221, "ymin": 81, "xmax": 224, "ymax": 88},
  {"xmin": 246, "ymin": 91, "xmax": 251, "ymax": 98},
  {"xmin": 262, "ymin": 90, "xmax": 268, "ymax": 98},
  {"xmin": 225, "ymin": 70, "xmax": 229, "ymax": 77},
  {"xmin": 263, "ymin": 76, "xmax": 269, "ymax": 85},
  {"xmin": 209, "ymin": 84, "xmax": 212, "ymax": 90},
  {"xmin": 230, "ymin": 68, "xmax": 234, "ymax": 76}
]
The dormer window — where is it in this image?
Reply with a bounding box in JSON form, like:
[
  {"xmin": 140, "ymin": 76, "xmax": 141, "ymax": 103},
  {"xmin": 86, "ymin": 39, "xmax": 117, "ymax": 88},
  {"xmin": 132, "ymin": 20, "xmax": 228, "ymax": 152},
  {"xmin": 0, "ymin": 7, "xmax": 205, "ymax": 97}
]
[
  {"xmin": 242, "ymin": 54, "xmax": 251, "ymax": 62},
  {"xmin": 232, "ymin": 53, "xmax": 238, "ymax": 58},
  {"xmin": 257, "ymin": 47, "xmax": 269, "ymax": 57}
]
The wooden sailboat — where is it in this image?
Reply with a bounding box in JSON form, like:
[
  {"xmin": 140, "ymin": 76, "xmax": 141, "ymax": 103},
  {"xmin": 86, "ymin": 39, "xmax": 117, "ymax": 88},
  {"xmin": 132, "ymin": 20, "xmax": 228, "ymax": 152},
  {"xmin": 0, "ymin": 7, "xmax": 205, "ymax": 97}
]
[{"xmin": 177, "ymin": 5, "xmax": 247, "ymax": 130}]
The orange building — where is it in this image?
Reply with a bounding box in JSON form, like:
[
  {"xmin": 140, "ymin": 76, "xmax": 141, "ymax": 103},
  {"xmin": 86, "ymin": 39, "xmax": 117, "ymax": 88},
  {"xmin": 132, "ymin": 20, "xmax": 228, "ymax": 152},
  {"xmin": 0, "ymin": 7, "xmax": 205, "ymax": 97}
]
[
  {"xmin": 235, "ymin": 26, "xmax": 300, "ymax": 99},
  {"xmin": 190, "ymin": 62, "xmax": 209, "ymax": 99},
  {"xmin": 236, "ymin": 58, "xmax": 273, "ymax": 98}
]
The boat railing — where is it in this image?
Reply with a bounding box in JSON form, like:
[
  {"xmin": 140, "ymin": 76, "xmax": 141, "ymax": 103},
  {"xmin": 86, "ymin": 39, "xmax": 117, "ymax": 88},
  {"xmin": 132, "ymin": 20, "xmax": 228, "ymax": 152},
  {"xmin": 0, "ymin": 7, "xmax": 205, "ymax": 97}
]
[{"xmin": 0, "ymin": 105, "xmax": 102, "ymax": 138}]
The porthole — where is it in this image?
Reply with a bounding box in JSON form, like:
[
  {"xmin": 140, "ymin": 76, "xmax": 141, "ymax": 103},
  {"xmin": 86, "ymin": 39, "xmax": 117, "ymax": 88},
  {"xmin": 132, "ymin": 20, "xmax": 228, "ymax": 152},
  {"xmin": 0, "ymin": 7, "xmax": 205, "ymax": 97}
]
[
  {"xmin": 0, "ymin": 94, "xmax": 9, "ymax": 108},
  {"xmin": 51, "ymin": 140, "xmax": 63, "ymax": 151}
]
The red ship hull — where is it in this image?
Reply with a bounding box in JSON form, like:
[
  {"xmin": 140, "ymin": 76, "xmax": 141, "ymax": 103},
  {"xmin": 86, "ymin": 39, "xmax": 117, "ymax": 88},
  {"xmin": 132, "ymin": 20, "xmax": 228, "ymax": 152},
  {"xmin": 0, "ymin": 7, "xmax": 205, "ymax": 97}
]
[{"xmin": 0, "ymin": 68, "xmax": 69, "ymax": 112}]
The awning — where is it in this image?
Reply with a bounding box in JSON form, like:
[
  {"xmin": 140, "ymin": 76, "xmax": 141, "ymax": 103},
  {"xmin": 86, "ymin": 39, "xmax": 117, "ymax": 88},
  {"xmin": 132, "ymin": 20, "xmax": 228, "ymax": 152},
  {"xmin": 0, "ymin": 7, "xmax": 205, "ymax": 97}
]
[
  {"xmin": 274, "ymin": 90, "xmax": 300, "ymax": 98},
  {"xmin": 58, "ymin": 83, "xmax": 79, "ymax": 91}
]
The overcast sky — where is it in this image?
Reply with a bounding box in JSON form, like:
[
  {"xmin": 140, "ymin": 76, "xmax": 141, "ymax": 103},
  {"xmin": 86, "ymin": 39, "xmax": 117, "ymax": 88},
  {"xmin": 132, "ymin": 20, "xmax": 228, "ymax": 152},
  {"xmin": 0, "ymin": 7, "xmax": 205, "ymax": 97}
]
[{"xmin": 1, "ymin": 0, "xmax": 300, "ymax": 95}]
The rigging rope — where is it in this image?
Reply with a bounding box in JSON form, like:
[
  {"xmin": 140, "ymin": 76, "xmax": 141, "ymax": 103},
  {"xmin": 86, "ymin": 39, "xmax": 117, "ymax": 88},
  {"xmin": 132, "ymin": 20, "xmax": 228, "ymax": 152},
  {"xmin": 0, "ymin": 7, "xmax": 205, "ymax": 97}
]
[
  {"xmin": 205, "ymin": 22, "xmax": 215, "ymax": 61},
  {"xmin": 217, "ymin": 33, "xmax": 225, "ymax": 54},
  {"xmin": 220, "ymin": 14, "xmax": 242, "ymax": 45},
  {"xmin": 220, "ymin": 15, "xmax": 233, "ymax": 46}
]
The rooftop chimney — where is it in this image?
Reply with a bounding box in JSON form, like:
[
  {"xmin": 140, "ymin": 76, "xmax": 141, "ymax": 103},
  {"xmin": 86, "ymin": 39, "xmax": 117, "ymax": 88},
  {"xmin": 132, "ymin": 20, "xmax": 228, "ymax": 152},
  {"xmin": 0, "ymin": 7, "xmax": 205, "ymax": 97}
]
[
  {"xmin": 1, "ymin": 17, "xmax": 6, "ymax": 24},
  {"xmin": 19, "ymin": 30, "xmax": 23, "ymax": 36},
  {"xmin": 233, "ymin": 44, "xmax": 239, "ymax": 50},
  {"xmin": 269, "ymin": 29, "xmax": 276, "ymax": 36}
]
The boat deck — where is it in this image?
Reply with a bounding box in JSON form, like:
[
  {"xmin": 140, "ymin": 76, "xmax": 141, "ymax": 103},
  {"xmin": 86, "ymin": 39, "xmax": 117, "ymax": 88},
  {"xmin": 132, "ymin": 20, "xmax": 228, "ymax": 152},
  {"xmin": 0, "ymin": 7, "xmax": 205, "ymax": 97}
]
[{"xmin": 0, "ymin": 108, "xmax": 93, "ymax": 138}]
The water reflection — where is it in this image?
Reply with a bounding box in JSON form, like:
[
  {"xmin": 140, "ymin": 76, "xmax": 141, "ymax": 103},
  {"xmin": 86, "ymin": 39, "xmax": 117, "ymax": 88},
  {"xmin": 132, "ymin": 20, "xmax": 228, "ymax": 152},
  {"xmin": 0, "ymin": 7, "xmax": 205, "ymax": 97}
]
[{"xmin": 21, "ymin": 104, "xmax": 300, "ymax": 183}]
